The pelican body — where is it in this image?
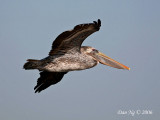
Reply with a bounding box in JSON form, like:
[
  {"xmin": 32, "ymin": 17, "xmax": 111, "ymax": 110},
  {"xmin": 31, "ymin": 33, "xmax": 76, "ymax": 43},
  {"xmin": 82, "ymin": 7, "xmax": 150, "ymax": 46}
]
[
  {"xmin": 35, "ymin": 48, "xmax": 97, "ymax": 72},
  {"xmin": 24, "ymin": 19, "xmax": 130, "ymax": 93}
]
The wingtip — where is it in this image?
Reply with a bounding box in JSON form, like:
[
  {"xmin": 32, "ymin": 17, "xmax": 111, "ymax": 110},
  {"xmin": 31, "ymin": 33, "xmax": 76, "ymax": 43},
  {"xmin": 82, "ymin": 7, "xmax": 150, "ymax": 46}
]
[
  {"xmin": 34, "ymin": 90, "xmax": 40, "ymax": 93},
  {"xmin": 93, "ymin": 19, "xmax": 101, "ymax": 30},
  {"xmin": 98, "ymin": 19, "xmax": 101, "ymax": 24},
  {"xmin": 34, "ymin": 87, "xmax": 41, "ymax": 93}
]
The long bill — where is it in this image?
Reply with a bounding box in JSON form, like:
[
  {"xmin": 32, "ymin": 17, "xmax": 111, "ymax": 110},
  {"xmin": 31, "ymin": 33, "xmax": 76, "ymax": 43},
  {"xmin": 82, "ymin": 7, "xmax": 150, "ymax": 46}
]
[{"xmin": 92, "ymin": 51, "xmax": 130, "ymax": 70}]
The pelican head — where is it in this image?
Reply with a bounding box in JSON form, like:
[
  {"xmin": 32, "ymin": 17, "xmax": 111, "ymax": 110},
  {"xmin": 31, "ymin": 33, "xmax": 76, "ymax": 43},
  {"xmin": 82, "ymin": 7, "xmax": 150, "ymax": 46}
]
[{"xmin": 81, "ymin": 46, "xmax": 130, "ymax": 70}]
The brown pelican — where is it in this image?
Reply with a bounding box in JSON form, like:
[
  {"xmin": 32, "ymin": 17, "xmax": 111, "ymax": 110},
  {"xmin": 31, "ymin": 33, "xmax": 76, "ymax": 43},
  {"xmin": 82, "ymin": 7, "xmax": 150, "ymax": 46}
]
[{"xmin": 23, "ymin": 19, "xmax": 130, "ymax": 93}]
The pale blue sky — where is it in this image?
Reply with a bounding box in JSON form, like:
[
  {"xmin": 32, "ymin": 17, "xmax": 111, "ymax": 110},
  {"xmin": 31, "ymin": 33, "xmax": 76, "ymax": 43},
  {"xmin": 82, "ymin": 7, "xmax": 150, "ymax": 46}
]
[{"xmin": 0, "ymin": 0, "xmax": 160, "ymax": 120}]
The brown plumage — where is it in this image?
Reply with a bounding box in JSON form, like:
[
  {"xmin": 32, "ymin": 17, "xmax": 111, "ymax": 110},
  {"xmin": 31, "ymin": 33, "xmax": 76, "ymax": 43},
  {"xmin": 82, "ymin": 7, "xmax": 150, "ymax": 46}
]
[
  {"xmin": 49, "ymin": 19, "xmax": 101, "ymax": 55},
  {"xmin": 34, "ymin": 72, "xmax": 67, "ymax": 93},
  {"xmin": 23, "ymin": 19, "xmax": 130, "ymax": 93}
]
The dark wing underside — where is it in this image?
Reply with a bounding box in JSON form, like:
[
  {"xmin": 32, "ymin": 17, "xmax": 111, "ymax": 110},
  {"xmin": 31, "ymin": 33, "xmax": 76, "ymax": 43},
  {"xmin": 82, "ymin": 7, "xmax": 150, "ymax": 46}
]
[
  {"xmin": 49, "ymin": 19, "xmax": 101, "ymax": 55},
  {"xmin": 34, "ymin": 71, "xmax": 67, "ymax": 93}
]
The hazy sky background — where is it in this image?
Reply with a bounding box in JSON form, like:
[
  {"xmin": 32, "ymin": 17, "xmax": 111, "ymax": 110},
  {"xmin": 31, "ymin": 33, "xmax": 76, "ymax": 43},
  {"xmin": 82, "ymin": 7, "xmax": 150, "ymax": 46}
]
[{"xmin": 0, "ymin": 0, "xmax": 160, "ymax": 120}]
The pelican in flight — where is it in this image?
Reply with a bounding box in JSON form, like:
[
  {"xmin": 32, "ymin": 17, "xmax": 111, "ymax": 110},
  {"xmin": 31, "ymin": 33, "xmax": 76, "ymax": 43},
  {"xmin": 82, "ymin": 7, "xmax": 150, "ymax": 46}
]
[{"xmin": 24, "ymin": 19, "xmax": 130, "ymax": 93}]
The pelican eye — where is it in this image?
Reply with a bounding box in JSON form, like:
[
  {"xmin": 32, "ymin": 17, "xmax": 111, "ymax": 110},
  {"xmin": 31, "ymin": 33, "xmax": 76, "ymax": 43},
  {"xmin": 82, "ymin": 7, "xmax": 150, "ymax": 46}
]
[{"xmin": 92, "ymin": 48, "xmax": 99, "ymax": 53}]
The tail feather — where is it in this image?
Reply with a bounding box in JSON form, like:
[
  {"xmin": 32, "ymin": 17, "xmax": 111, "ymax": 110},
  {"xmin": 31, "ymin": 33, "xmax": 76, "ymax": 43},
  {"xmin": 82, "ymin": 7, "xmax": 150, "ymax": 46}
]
[{"xmin": 23, "ymin": 59, "xmax": 40, "ymax": 70}]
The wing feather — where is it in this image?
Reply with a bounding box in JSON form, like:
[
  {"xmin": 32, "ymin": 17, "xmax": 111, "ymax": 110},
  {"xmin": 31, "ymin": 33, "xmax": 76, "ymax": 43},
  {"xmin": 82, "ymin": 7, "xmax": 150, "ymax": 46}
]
[
  {"xmin": 34, "ymin": 71, "xmax": 67, "ymax": 93},
  {"xmin": 49, "ymin": 19, "xmax": 101, "ymax": 55}
]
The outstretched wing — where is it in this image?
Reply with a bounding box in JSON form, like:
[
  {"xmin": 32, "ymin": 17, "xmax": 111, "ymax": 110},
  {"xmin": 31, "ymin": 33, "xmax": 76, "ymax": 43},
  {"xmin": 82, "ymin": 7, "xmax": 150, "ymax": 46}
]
[
  {"xmin": 49, "ymin": 19, "xmax": 101, "ymax": 55},
  {"xmin": 34, "ymin": 71, "xmax": 67, "ymax": 93}
]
